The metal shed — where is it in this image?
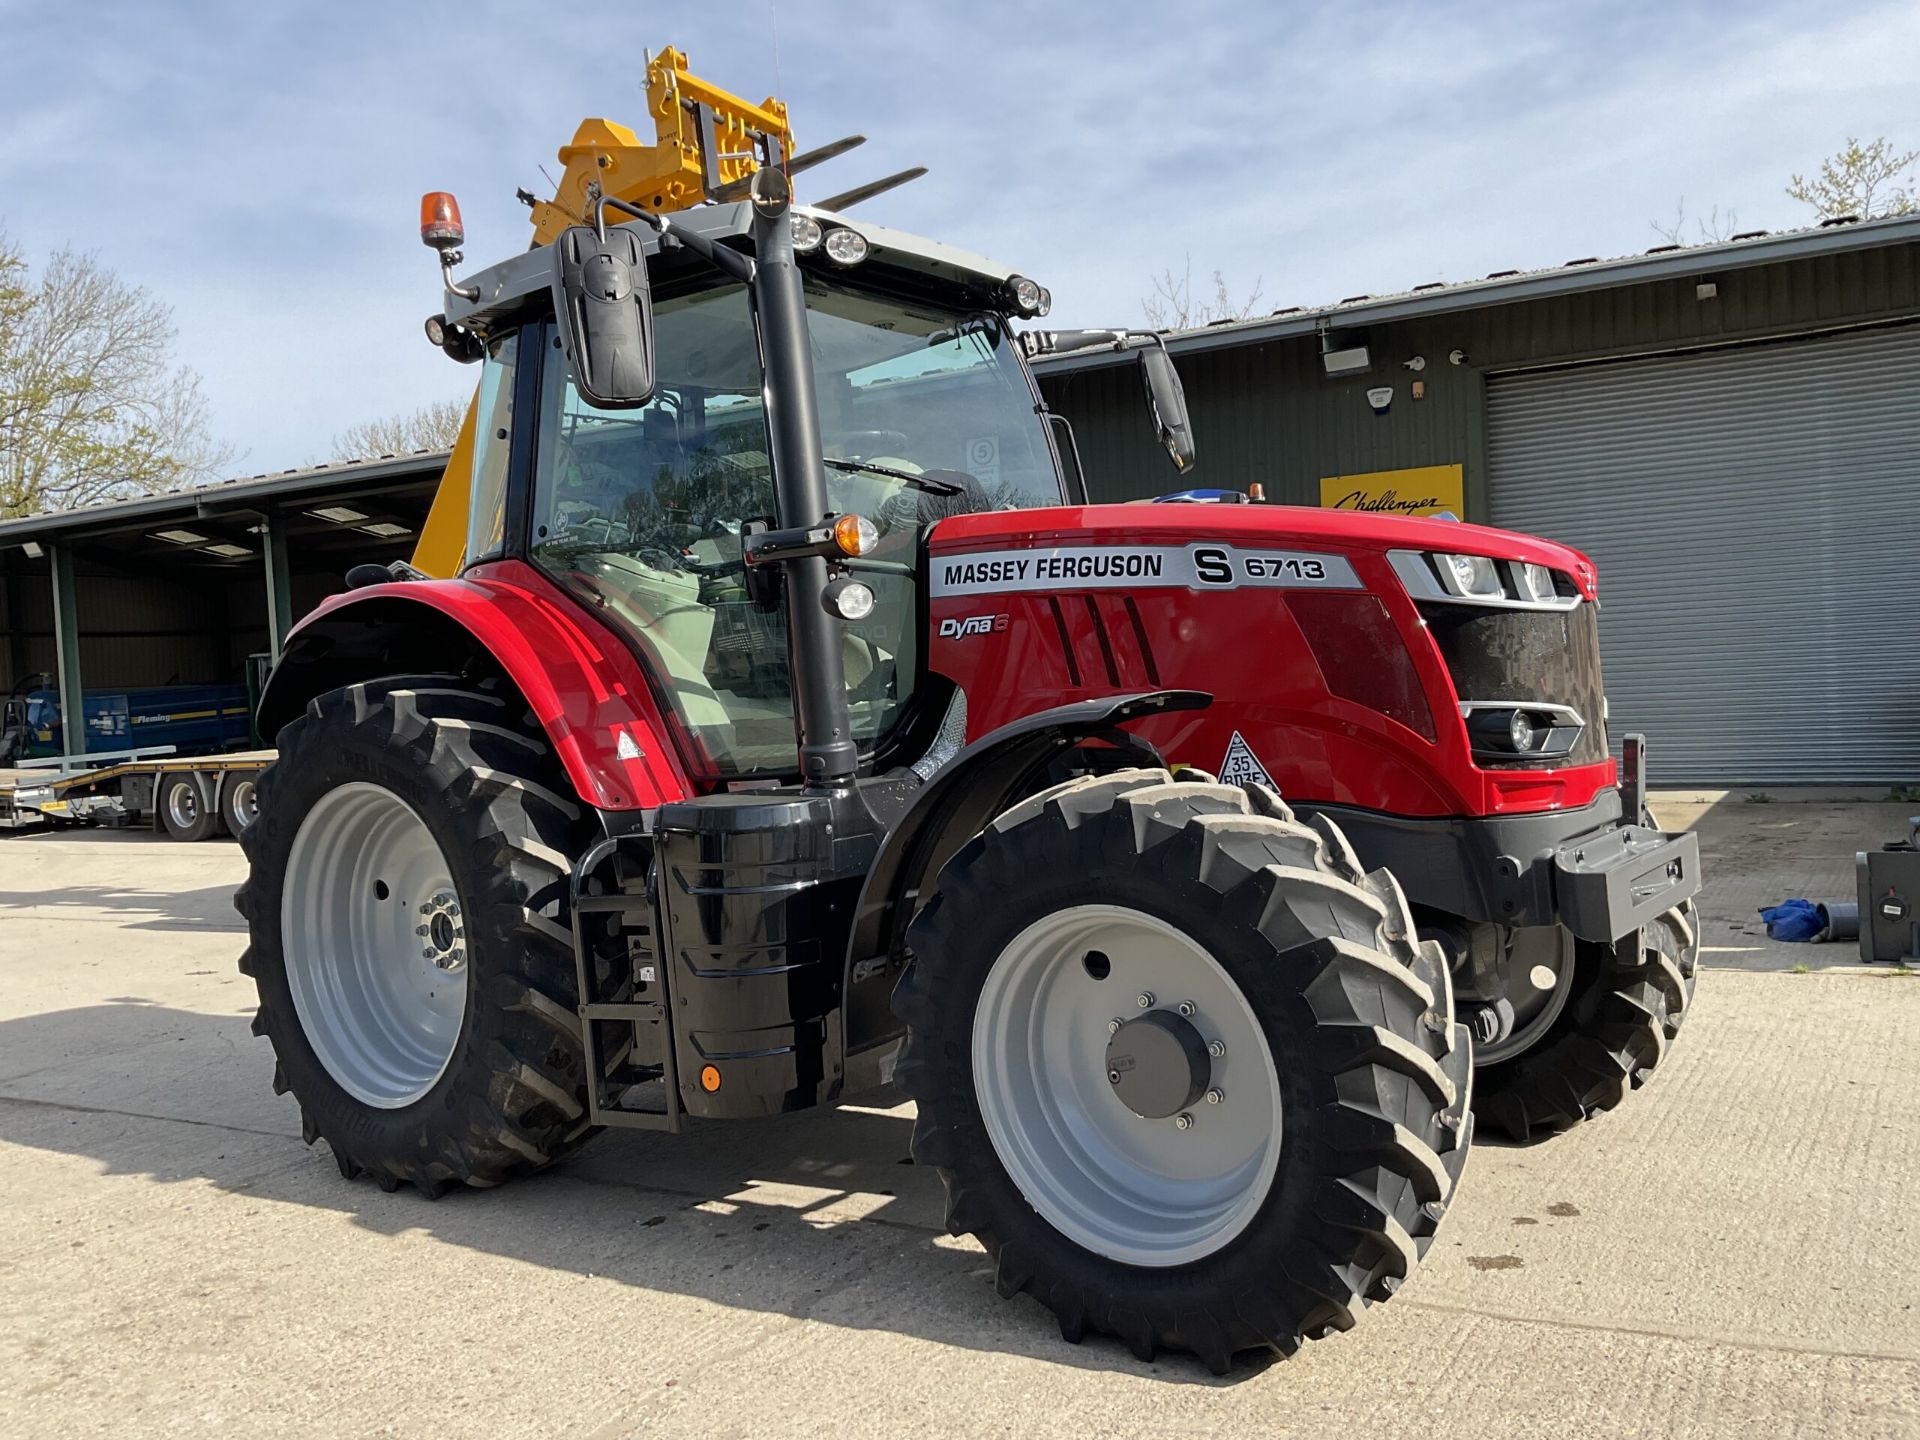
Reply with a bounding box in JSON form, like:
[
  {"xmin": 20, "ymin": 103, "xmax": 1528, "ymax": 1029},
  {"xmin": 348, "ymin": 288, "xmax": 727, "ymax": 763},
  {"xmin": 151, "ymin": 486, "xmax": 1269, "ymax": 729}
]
[{"xmin": 1034, "ymin": 215, "xmax": 1920, "ymax": 785}]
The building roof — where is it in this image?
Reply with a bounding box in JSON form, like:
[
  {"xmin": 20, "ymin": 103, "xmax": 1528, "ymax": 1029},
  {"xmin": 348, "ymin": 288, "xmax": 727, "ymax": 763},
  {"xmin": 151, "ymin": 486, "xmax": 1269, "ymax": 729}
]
[
  {"xmin": 1032, "ymin": 211, "xmax": 1920, "ymax": 374},
  {"xmin": 0, "ymin": 448, "xmax": 451, "ymax": 546}
]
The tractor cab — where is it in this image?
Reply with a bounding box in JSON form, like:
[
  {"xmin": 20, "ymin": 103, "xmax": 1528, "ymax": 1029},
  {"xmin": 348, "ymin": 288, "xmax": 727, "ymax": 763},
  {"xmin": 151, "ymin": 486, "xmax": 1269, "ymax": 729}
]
[{"xmin": 424, "ymin": 192, "xmax": 1188, "ymax": 786}]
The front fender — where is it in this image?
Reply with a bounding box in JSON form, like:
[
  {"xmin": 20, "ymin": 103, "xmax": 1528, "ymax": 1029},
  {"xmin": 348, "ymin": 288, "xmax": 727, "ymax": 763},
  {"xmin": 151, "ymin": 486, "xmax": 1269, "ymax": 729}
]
[
  {"xmin": 838, "ymin": 688, "xmax": 1209, "ymax": 1069},
  {"xmin": 257, "ymin": 559, "xmax": 692, "ymax": 811}
]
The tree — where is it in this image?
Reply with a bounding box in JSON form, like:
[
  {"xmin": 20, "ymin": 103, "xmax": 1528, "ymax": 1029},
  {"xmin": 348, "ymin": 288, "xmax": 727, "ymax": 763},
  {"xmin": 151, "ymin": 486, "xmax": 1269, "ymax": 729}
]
[
  {"xmin": 331, "ymin": 398, "xmax": 467, "ymax": 461},
  {"xmin": 1786, "ymin": 136, "xmax": 1918, "ymax": 220},
  {"xmin": 1650, "ymin": 199, "xmax": 1742, "ymax": 245},
  {"xmin": 0, "ymin": 232, "xmax": 231, "ymax": 519},
  {"xmin": 1142, "ymin": 255, "xmax": 1266, "ymax": 330}
]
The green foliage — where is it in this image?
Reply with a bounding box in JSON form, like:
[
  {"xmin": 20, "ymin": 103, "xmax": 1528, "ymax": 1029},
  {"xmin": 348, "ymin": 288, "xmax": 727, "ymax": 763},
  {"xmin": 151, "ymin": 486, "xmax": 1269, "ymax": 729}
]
[
  {"xmin": 1745, "ymin": 791, "xmax": 1774, "ymax": 803},
  {"xmin": 1791, "ymin": 962, "xmax": 1811, "ymax": 975},
  {"xmin": 1885, "ymin": 785, "xmax": 1920, "ymax": 803},
  {"xmin": 1786, "ymin": 137, "xmax": 1918, "ymax": 220},
  {"xmin": 0, "ymin": 231, "xmax": 229, "ymax": 518}
]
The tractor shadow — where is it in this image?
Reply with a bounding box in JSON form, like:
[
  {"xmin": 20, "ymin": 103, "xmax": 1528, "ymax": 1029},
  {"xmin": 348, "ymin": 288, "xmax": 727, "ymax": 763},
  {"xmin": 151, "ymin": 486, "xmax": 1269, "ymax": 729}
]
[{"xmin": 0, "ymin": 1001, "xmax": 1265, "ymax": 1384}]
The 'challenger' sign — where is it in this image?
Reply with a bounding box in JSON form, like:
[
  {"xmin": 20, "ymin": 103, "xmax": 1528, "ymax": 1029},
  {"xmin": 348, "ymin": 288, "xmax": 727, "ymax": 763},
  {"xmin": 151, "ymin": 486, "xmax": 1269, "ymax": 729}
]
[{"xmin": 931, "ymin": 544, "xmax": 1361, "ymax": 596}]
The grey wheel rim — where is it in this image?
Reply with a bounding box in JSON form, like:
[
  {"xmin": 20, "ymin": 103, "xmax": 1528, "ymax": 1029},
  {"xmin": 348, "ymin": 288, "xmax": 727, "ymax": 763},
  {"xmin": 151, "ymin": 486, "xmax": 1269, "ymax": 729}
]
[
  {"xmin": 281, "ymin": 782, "xmax": 468, "ymax": 1108},
  {"xmin": 1477, "ymin": 926, "xmax": 1576, "ymax": 1065},
  {"xmin": 164, "ymin": 779, "xmax": 199, "ymax": 830},
  {"xmin": 227, "ymin": 778, "xmax": 258, "ymax": 832},
  {"xmin": 971, "ymin": 904, "xmax": 1283, "ymax": 1268}
]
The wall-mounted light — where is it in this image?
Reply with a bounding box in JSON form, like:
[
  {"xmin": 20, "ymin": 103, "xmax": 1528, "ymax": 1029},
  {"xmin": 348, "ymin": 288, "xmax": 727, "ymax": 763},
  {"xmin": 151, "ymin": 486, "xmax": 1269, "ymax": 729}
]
[
  {"xmin": 1321, "ymin": 344, "xmax": 1371, "ymax": 376},
  {"xmin": 1448, "ymin": 349, "xmax": 1470, "ymax": 366},
  {"xmin": 20, "ymin": 540, "xmax": 43, "ymax": 558}
]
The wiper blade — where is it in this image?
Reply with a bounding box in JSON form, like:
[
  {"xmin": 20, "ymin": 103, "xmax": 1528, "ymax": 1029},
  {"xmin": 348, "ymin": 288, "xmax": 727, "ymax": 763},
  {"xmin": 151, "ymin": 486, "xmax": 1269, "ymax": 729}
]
[{"xmin": 823, "ymin": 456, "xmax": 964, "ymax": 497}]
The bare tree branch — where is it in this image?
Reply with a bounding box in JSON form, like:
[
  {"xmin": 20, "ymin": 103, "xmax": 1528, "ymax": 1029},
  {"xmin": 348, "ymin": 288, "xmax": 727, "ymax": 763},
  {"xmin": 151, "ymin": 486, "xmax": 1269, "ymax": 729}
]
[
  {"xmin": 1142, "ymin": 253, "xmax": 1265, "ymax": 330},
  {"xmin": 1649, "ymin": 197, "xmax": 1741, "ymax": 245},
  {"xmin": 331, "ymin": 397, "xmax": 468, "ymax": 462}
]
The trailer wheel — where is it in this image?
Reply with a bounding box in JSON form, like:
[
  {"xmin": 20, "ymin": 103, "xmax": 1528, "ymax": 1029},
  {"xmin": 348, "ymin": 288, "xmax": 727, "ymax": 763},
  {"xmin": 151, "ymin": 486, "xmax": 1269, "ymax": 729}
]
[
  {"xmin": 1472, "ymin": 900, "xmax": 1698, "ymax": 1142},
  {"xmin": 220, "ymin": 774, "xmax": 259, "ymax": 836},
  {"xmin": 894, "ymin": 770, "xmax": 1473, "ymax": 1372},
  {"xmin": 235, "ymin": 676, "xmax": 599, "ymax": 1195},
  {"xmin": 159, "ymin": 773, "xmax": 219, "ymax": 841}
]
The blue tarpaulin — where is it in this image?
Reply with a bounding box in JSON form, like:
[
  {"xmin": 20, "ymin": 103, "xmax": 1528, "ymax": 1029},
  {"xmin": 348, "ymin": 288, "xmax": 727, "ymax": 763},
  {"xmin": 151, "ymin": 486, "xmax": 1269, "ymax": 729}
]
[{"xmin": 1759, "ymin": 898, "xmax": 1824, "ymax": 943}]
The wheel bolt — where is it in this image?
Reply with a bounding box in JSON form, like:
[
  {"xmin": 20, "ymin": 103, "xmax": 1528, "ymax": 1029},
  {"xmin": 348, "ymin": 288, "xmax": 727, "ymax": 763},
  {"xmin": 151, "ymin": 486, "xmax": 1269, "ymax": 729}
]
[
  {"xmin": 1107, "ymin": 1070, "xmax": 1121, "ymax": 1085},
  {"xmin": 1205, "ymin": 1088, "xmax": 1224, "ymax": 1105},
  {"xmin": 1177, "ymin": 1000, "xmax": 1196, "ymax": 1017},
  {"xmin": 415, "ymin": 925, "xmax": 429, "ymax": 937},
  {"xmin": 1107, "ymin": 1018, "xmax": 1122, "ymax": 1034},
  {"xmin": 1174, "ymin": 1113, "xmax": 1194, "ymax": 1130},
  {"xmin": 1136, "ymin": 992, "xmax": 1154, "ymax": 1009},
  {"xmin": 1208, "ymin": 1040, "xmax": 1226, "ymax": 1059}
]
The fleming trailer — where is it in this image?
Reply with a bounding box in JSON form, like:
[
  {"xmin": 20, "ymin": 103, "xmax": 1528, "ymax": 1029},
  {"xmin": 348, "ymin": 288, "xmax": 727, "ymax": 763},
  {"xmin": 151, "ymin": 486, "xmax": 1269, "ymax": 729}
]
[{"xmin": 233, "ymin": 46, "xmax": 1700, "ymax": 1372}]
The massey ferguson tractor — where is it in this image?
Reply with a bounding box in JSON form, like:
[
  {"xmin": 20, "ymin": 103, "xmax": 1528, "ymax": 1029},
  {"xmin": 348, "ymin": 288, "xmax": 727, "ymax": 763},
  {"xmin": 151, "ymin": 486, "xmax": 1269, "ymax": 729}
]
[{"xmin": 236, "ymin": 49, "xmax": 1700, "ymax": 1372}]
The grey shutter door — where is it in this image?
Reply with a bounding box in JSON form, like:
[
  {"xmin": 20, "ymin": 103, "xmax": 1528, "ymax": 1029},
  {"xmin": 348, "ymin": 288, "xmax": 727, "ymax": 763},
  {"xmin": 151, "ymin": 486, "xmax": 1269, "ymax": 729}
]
[{"xmin": 1488, "ymin": 323, "xmax": 1920, "ymax": 785}]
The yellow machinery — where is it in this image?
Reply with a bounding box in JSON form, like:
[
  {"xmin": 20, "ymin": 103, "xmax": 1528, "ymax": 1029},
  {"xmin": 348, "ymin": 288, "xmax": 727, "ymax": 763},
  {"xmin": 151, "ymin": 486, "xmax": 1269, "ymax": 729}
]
[{"xmin": 412, "ymin": 46, "xmax": 797, "ymax": 577}]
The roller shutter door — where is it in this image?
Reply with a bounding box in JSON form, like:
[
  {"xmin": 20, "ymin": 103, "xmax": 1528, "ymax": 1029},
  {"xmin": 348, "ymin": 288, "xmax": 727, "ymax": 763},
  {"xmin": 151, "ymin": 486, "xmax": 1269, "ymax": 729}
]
[{"xmin": 1488, "ymin": 323, "xmax": 1920, "ymax": 785}]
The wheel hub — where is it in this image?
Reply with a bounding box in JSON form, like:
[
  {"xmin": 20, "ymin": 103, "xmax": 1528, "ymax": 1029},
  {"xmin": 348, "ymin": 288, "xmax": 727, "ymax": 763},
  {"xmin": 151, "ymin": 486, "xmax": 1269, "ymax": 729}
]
[
  {"xmin": 418, "ymin": 890, "xmax": 465, "ymax": 971},
  {"xmin": 1106, "ymin": 1009, "xmax": 1211, "ymax": 1118}
]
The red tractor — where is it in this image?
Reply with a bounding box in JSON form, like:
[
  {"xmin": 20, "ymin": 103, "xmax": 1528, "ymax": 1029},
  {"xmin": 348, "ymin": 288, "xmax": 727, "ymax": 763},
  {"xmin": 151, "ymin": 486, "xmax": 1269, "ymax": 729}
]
[{"xmin": 238, "ymin": 104, "xmax": 1698, "ymax": 1373}]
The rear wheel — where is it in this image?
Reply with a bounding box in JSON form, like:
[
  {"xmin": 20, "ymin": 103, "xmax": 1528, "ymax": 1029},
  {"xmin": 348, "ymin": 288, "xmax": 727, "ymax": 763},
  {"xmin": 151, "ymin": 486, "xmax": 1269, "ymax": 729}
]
[
  {"xmin": 159, "ymin": 773, "xmax": 218, "ymax": 841},
  {"xmin": 220, "ymin": 773, "xmax": 259, "ymax": 836},
  {"xmin": 1473, "ymin": 900, "xmax": 1698, "ymax": 1142},
  {"xmin": 895, "ymin": 770, "xmax": 1473, "ymax": 1372},
  {"xmin": 236, "ymin": 676, "xmax": 600, "ymax": 1194}
]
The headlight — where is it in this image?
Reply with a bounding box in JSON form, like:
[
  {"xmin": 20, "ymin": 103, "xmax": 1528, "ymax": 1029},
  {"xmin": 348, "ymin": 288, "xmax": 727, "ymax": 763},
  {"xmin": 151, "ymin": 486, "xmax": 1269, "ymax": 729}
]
[
  {"xmin": 1006, "ymin": 275, "xmax": 1044, "ymax": 316},
  {"xmin": 790, "ymin": 213, "xmax": 824, "ymax": 253},
  {"xmin": 1513, "ymin": 561, "xmax": 1557, "ymax": 604},
  {"xmin": 1434, "ymin": 551, "xmax": 1505, "ymax": 599},
  {"xmin": 822, "ymin": 576, "xmax": 876, "ymax": 621},
  {"xmin": 823, "ymin": 227, "xmax": 869, "ymax": 266}
]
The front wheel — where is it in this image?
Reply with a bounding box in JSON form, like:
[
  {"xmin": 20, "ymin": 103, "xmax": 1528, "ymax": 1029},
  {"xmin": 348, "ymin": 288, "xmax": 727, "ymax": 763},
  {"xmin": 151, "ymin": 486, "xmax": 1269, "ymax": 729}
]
[
  {"xmin": 236, "ymin": 676, "xmax": 600, "ymax": 1195},
  {"xmin": 1473, "ymin": 901, "xmax": 1699, "ymax": 1142},
  {"xmin": 895, "ymin": 770, "xmax": 1473, "ymax": 1372}
]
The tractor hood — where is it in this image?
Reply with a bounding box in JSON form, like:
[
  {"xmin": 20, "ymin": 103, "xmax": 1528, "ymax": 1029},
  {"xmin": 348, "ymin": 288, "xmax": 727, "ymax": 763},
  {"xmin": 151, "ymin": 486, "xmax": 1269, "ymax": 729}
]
[{"xmin": 927, "ymin": 504, "xmax": 1600, "ymax": 602}]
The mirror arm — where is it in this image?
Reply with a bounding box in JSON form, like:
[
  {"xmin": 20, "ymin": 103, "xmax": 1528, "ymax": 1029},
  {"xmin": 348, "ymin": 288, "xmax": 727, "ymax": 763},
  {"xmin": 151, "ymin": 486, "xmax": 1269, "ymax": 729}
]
[{"xmin": 591, "ymin": 193, "xmax": 756, "ymax": 284}]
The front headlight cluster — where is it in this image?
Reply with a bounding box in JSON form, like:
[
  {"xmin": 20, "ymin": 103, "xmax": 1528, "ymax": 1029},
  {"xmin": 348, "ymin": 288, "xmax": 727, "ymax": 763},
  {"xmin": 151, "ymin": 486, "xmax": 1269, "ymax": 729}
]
[
  {"xmin": 1429, "ymin": 553, "xmax": 1565, "ymax": 605},
  {"xmin": 1460, "ymin": 702, "xmax": 1586, "ymax": 762}
]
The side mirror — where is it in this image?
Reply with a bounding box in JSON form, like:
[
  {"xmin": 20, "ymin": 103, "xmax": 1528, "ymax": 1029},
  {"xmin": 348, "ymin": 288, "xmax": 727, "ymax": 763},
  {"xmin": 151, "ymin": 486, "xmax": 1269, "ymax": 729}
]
[
  {"xmin": 1139, "ymin": 345, "xmax": 1196, "ymax": 474},
  {"xmin": 551, "ymin": 225, "xmax": 656, "ymax": 408}
]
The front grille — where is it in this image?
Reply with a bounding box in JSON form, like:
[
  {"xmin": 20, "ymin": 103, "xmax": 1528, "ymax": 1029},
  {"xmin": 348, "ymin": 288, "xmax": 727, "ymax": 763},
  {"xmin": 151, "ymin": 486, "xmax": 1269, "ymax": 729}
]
[{"xmin": 1421, "ymin": 603, "xmax": 1608, "ymax": 767}]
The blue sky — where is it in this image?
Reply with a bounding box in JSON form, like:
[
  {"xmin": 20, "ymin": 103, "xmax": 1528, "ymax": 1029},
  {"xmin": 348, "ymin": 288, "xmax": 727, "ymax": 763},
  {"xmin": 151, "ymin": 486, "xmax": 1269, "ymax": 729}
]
[{"xmin": 1, "ymin": 0, "xmax": 1914, "ymax": 473}]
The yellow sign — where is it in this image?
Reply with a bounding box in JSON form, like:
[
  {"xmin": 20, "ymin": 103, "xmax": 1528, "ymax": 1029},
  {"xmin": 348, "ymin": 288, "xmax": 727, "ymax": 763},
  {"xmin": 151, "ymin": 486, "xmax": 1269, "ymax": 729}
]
[{"xmin": 1319, "ymin": 464, "xmax": 1463, "ymax": 518}]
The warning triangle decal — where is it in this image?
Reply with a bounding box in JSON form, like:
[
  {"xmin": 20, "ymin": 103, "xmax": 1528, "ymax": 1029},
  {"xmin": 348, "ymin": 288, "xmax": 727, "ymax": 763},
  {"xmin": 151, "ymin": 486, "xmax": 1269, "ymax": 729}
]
[{"xmin": 1218, "ymin": 730, "xmax": 1274, "ymax": 789}]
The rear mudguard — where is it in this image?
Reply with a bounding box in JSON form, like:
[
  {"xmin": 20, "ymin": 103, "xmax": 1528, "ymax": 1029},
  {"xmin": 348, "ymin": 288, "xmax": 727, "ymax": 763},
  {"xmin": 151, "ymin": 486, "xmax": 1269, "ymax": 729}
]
[
  {"xmin": 255, "ymin": 560, "xmax": 692, "ymax": 811},
  {"xmin": 836, "ymin": 688, "xmax": 1209, "ymax": 1084}
]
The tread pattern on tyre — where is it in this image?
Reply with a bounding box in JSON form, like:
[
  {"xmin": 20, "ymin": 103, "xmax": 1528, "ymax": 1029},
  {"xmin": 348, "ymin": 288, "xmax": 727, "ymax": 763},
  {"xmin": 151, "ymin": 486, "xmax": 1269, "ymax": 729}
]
[
  {"xmin": 1473, "ymin": 898, "xmax": 1699, "ymax": 1143},
  {"xmin": 235, "ymin": 676, "xmax": 598, "ymax": 1196},
  {"xmin": 893, "ymin": 767, "xmax": 1473, "ymax": 1372}
]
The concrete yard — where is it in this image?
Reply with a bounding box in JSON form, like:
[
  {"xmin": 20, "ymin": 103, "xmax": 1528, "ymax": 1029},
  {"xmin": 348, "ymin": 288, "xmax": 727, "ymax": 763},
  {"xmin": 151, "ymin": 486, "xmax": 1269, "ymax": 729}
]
[{"xmin": 2, "ymin": 799, "xmax": 1917, "ymax": 1437}]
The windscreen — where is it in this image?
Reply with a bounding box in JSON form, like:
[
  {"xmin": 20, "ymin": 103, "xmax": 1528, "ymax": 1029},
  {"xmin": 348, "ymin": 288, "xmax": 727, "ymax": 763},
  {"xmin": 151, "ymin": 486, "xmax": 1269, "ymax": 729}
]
[{"xmin": 528, "ymin": 275, "xmax": 1065, "ymax": 778}]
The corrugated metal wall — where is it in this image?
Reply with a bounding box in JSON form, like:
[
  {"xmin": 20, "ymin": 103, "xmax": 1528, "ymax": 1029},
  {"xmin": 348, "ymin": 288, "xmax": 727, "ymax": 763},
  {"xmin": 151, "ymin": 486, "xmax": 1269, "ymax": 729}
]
[
  {"xmin": 1489, "ymin": 322, "xmax": 1920, "ymax": 784},
  {"xmin": 1039, "ymin": 240, "xmax": 1920, "ymax": 521}
]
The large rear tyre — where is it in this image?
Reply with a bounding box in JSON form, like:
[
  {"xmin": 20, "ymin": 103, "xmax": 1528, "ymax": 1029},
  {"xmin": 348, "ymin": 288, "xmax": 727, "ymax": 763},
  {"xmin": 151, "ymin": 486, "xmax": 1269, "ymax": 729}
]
[
  {"xmin": 895, "ymin": 770, "xmax": 1474, "ymax": 1372},
  {"xmin": 236, "ymin": 676, "xmax": 600, "ymax": 1195},
  {"xmin": 1473, "ymin": 900, "xmax": 1698, "ymax": 1143}
]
